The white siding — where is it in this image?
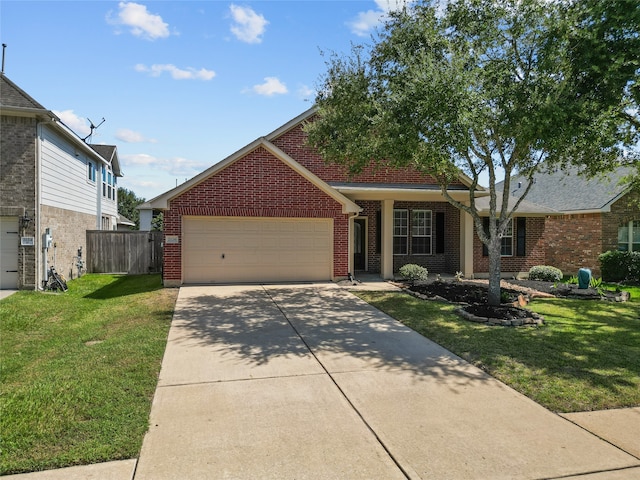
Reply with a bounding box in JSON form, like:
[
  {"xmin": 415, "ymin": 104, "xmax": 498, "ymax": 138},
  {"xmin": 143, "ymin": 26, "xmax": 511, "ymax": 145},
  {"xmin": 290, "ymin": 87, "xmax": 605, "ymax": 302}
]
[{"xmin": 40, "ymin": 126, "xmax": 101, "ymax": 217}]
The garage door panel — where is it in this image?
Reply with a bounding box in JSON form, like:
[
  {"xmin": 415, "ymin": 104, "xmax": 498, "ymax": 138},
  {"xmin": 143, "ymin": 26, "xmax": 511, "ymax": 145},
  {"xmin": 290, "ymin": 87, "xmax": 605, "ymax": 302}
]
[
  {"xmin": 183, "ymin": 217, "xmax": 332, "ymax": 284},
  {"xmin": 1, "ymin": 217, "xmax": 19, "ymax": 289}
]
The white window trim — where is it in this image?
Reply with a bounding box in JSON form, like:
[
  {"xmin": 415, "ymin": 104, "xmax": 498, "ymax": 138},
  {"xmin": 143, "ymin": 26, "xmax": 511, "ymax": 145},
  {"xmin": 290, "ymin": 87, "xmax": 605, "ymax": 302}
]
[
  {"xmin": 619, "ymin": 220, "xmax": 640, "ymax": 252},
  {"xmin": 393, "ymin": 209, "xmax": 409, "ymax": 255},
  {"xmin": 501, "ymin": 218, "xmax": 514, "ymax": 257},
  {"xmin": 411, "ymin": 209, "xmax": 433, "ymax": 255}
]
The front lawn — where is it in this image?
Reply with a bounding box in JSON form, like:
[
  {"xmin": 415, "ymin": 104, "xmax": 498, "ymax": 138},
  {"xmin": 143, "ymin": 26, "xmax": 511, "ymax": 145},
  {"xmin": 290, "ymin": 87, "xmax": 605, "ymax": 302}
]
[
  {"xmin": 355, "ymin": 290, "xmax": 640, "ymax": 413},
  {"xmin": 0, "ymin": 274, "xmax": 178, "ymax": 475}
]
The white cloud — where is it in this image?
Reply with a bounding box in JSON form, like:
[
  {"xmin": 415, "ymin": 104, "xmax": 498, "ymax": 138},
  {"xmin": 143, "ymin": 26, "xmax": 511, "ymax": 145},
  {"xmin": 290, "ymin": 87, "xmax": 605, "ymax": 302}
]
[
  {"xmin": 348, "ymin": 0, "xmax": 409, "ymax": 37},
  {"xmin": 135, "ymin": 63, "xmax": 216, "ymax": 80},
  {"xmin": 229, "ymin": 4, "xmax": 268, "ymax": 44},
  {"xmin": 108, "ymin": 2, "xmax": 170, "ymax": 40},
  {"xmin": 297, "ymin": 85, "xmax": 315, "ymax": 100},
  {"xmin": 249, "ymin": 77, "xmax": 288, "ymax": 96},
  {"xmin": 121, "ymin": 153, "xmax": 207, "ymax": 176},
  {"xmin": 115, "ymin": 128, "xmax": 157, "ymax": 143},
  {"xmin": 53, "ymin": 110, "xmax": 91, "ymax": 137}
]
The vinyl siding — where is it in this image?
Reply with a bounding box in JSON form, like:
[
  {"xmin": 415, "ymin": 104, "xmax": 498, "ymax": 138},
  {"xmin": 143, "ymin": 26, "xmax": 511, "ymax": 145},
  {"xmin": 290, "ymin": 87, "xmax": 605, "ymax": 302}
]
[{"xmin": 39, "ymin": 125, "xmax": 109, "ymax": 218}]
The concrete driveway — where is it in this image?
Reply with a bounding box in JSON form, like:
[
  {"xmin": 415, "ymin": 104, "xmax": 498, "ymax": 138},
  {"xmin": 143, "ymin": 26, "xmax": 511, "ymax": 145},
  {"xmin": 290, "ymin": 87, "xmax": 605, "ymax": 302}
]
[{"xmin": 131, "ymin": 283, "xmax": 640, "ymax": 480}]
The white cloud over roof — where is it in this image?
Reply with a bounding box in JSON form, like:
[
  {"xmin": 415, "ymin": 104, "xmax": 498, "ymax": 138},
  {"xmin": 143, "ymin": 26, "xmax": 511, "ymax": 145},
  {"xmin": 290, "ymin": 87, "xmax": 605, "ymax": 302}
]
[
  {"xmin": 109, "ymin": 2, "xmax": 171, "ymax": 40},
  {"xmin": 250, "ymin": 77, "xmax": 288, "ymax": 96},
  {"xmin": 134, "ymin": 63, "xmax": 216, "ymax": 80},
  {"xmin": 53, "ymin": 109, "xmax": 91, "ymax": 137},
  {"xmin": 115, "ymin": 128, "xmax": 157, "ymax": 143},
  {"xmin": 229, "ymin": 4, "xmax": 268, "ymax": 44}
]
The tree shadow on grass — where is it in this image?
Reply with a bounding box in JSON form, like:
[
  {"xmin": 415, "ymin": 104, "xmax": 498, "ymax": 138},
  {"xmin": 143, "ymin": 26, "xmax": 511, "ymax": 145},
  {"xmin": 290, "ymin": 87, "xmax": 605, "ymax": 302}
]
[{"xmin": 85, "ymin": 274, "xmax": 164, "ymax": 300}]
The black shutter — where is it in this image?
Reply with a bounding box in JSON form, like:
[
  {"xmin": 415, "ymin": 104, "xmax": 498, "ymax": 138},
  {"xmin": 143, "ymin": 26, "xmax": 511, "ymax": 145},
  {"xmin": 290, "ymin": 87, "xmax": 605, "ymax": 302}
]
[
  {"xmin": 482, "ymin": 217, "xmax": 489, "ymax": 256},
  {"xmin": 435, "ymin": 212, "xmax": 445, "ymax": 254},
  {"xmin": 376, "ymin": 210, "xmax": 381, "ymax": 254},
  {"xmin": 516, "ymin": 217, "xmax": 527, "ymax": 256}
]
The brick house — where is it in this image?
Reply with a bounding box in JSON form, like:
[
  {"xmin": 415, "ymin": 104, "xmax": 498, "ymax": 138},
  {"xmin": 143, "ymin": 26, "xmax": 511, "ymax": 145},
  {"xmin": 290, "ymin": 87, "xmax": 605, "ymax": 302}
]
[
  {"xmin": 141, "ymin": 108, "xmax": 560, "ymax": 286},
  {"xmin": 0, "ymin": 75, "xmax": 123, "ymax": 289},
  {"xmin": 499, "ymin": 168, "xmax": 639, "ymax": 276}
]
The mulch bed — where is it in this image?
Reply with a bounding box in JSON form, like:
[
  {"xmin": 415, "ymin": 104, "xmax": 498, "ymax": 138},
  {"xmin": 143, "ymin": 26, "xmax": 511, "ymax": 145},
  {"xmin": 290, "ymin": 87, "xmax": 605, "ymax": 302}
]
[{"xmin": 404, "ymin": 278, "xmax": 631, "ymax": 326}]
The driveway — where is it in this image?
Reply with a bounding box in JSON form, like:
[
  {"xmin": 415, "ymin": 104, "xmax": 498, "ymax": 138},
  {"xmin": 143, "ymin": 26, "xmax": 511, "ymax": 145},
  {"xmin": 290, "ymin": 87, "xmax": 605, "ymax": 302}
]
[{"xmin": 134, "ymin": 283, "xmax": 640, "ymax": 480}]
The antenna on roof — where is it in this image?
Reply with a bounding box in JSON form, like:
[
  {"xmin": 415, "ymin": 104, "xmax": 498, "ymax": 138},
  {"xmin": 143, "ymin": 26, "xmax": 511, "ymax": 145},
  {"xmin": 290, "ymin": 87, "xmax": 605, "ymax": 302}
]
[
  {"xmin": 82, "ymin": 117, "xmax": 106, "ymax": 143},
  {"xmin": 2, "ymin": 44, "xmax": 7, "ymax": 74}
]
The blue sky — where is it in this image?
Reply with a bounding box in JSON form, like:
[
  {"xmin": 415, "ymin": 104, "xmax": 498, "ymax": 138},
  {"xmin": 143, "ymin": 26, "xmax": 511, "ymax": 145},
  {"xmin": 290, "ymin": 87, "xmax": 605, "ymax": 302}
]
[{"xmin": 1, "ymin": 1, "xmax": 404, "ymax": 200}]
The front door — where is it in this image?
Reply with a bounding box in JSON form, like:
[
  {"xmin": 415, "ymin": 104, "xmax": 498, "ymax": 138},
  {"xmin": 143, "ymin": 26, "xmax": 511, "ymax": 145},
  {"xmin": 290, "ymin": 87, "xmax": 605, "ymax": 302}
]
[{"xmin": 354, "ymin": 218, "xmax": 366, "ymax": 271}]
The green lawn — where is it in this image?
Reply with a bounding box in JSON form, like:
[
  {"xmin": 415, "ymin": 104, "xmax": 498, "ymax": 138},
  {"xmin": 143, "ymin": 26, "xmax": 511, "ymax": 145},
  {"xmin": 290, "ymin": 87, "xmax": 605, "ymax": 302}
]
[
  {"xmin": 355, "ymin": 288, "xmax": 640, "ymax": 413},
  {"xmin": 0, "ymin": 274, "xmax": 178, "ymax": 475}
]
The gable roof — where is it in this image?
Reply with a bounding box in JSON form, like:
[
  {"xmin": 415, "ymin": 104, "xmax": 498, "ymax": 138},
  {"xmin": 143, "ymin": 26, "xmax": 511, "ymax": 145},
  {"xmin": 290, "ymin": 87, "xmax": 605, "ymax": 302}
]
[
  {"xmin": 91, "ymin": 145, "xmax": 123, "ymax": 177},
  {"xmin": 141, "ymin": 136, "xmax": 362, "ymax": 214},
  {"xmin": 0, "ymin": 74, "xmax": 47, "ymax": 111},
  {"xmin": 0, "ymin": 74, "xmax": 118, "ymax": 170},
  {"xmin": 265, "ymin": 106, "xmax": 485, "ymax": 193},
  {"xmin": 498, "ymin": 166, "xmax": 632, "ymax": 214}
]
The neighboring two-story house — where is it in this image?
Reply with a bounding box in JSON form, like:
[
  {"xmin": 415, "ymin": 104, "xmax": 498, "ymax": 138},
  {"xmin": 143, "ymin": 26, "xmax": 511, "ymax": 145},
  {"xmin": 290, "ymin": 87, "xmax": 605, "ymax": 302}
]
[{"xmin": 0, "ymin": 74, "xmax": 122, "ymax": 289}]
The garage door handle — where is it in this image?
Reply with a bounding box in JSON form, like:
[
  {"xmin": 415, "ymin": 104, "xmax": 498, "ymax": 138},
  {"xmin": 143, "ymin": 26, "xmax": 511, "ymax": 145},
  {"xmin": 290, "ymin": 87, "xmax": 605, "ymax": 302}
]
[
  {"xmin": 6, "ymin": 270, "xmax": 18, "ymax": 273},
  {"xmin": 221, "ymin": 253, "xmax": 225, "ymax": 259}
]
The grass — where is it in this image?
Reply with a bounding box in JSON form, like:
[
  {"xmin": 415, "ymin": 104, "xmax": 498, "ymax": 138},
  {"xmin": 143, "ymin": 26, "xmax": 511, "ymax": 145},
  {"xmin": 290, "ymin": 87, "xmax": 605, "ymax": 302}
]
[
  {"xmin": 0, "ymin": 274, "xmax": 178, "ymax": 475},
  {"xmin": 354, "ymin": 286, "xmax": 640, "ymax": 413}
]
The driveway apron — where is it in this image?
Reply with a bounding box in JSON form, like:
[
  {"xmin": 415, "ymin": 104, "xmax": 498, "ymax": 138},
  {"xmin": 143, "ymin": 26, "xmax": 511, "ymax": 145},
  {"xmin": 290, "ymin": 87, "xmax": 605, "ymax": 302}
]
[{"xmin": 134, "ymin": 284, "xmax": 640, "ymax": 480}]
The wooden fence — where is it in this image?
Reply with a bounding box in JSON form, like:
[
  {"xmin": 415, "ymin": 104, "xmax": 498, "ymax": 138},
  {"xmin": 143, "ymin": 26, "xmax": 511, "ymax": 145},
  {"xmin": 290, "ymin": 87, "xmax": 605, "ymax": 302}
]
[{"xmin": 86, "ymin": 231, "xmax": 163, "ymax": 275}]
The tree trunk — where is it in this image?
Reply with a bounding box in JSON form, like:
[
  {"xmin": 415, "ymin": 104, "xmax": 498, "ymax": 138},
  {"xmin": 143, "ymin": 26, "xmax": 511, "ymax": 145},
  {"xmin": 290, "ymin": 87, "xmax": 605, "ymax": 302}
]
[{"xmin": 487, "ymin": 238, "xmax": 502, "ymax": 306}]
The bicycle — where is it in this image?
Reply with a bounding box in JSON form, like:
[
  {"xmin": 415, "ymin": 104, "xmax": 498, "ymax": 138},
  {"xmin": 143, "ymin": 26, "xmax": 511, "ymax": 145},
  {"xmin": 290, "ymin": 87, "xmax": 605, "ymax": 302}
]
[{"xmin": 43, "ymin": 266, "xmax": 68, "ymax": 292}]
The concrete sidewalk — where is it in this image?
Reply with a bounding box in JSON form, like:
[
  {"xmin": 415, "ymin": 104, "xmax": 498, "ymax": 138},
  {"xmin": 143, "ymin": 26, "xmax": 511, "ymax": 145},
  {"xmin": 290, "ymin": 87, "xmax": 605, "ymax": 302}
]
[{"xmin": 6, "ymin": 281, "xmax": 640, "ymax": 479}]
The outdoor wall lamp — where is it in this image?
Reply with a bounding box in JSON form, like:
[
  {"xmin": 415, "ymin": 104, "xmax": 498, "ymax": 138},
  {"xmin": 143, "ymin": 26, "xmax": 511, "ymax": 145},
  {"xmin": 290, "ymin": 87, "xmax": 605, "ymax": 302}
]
[{"xmin": 20, "ymin": 210, "xmax": 33, "ymax": 229}]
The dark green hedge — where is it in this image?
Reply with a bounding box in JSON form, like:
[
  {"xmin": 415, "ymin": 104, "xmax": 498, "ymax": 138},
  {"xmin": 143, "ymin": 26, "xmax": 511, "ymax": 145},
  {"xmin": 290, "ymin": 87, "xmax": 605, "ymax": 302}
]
[{"xmin": 599, "ymin": 251, "xmax": 640, "ymax": 283}]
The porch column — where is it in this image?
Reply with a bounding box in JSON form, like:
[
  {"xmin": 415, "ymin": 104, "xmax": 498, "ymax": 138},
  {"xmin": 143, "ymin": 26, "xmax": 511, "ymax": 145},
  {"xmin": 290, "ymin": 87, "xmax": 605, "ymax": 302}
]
[
  {"xmin": 460, "ymin": 210, "xmax": 475, "ymax": 279},
  {"xmin": 381, "ymin": 199, "xmax": 394, "ymax": 279}
]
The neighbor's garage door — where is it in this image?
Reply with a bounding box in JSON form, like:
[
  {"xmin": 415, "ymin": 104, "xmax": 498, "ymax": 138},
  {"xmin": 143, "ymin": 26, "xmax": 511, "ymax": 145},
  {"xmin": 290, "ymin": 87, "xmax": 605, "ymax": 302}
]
[
  {"xmin": 0, "ymin": 217, "xmax": 19, "ymax": 289},
  {"xmin": 182, "ymin": 217, "xmax": 333, "ymax": 283}
]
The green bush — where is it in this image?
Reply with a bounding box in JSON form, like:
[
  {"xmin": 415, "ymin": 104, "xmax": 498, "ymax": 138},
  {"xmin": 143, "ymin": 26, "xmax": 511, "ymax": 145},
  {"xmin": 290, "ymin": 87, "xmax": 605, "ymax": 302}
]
[
  {"xmin": 398, "ymin": 264, "xmax": 429, "ymax": 284},
  {"xmin": 599, "ymin": 250, "xmax": 640, "ymax": 283},
  {"xmin": 528, "ymin": 265, "xmax": 563, "ymax": 282}
]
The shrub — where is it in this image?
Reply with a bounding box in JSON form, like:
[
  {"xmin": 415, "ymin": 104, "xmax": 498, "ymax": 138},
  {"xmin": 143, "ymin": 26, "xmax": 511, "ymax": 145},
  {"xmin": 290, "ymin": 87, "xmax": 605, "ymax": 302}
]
[
  {"xmin": 398, "ymin": 264, "xmax": 429, "ymax": 284},
  {"xmin": 599, "ymin": 250, "xmax": 640, "ymax": 283},
  {"xmin": 528, "ymin": 265, "xmax": 563, "ymax": 282}
]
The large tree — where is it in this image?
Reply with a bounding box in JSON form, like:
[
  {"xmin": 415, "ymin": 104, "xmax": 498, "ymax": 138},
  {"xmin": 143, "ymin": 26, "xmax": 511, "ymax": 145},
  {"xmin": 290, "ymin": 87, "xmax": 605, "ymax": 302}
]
[
  {"xmin": 305, "ymin": 0, "xmax": 639, "ymax": 305},
  {"xmin": 117, "ymin": 187, "xmax": 145, "ymax": 230}
]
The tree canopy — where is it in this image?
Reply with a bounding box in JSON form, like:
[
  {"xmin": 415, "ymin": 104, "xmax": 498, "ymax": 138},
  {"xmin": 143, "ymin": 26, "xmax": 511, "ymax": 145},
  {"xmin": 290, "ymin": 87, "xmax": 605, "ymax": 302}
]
[
  {"xmin": 305, "ymin": 0, "xmax": 639, "ymax": 305},
  {"xmin": 117, "ymin": 187, "xmax": 145, "ymax": 230}
]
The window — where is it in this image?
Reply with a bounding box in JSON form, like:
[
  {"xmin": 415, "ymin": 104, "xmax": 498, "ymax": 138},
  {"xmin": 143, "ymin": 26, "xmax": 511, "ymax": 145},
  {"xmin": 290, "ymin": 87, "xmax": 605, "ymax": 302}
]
[
  {"xmin": 393, "ymin": 209, "xmax": 408, "ymax": 255},
  {"xmin": 482, "ymin": 218, "xmax": 514, "ymax": 257},
  {"xmin": 87, "ymin": 162, "xmax": 96, "ymax": 183},
  {"xmin": 618, "ymin": 220, "xmax": 640, "ymax": 252},
  {"xmin": 412, "ymin": 210, "xmax": 432, "ymax": 254},
  {"xmin": 501, "ymin": 219, "xmax": 513, "ymax": 256}
]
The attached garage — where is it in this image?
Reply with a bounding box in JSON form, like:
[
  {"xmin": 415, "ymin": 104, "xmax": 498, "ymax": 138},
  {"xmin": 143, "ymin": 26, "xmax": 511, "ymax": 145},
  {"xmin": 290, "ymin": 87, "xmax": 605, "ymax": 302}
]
[
  {"xmin": 182, "ymin": 216, "xmax": 333, "ymax": 284},
  {"xmin": 0, "ymin": 217, "xmax": 19, "ymax": 289}
]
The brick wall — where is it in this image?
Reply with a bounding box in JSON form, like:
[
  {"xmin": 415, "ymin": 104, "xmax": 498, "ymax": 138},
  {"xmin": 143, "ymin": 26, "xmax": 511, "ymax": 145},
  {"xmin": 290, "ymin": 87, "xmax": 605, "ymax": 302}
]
[
  {"xmin": 0, "ymin": 115, "xmax": 38, "ymax": 288},
  {"xmin": 272, "ymin": 123, "xmax": 464, "ymax": 187},
  {"xmin": 604, "ymin": 191, "xmax": 640, "ymax": 252},
  {"xmin": 474, "ymin": 217, "xmax": 546, "ymax": 276},
  {"xmin": 390, "ymin": 201, "xmax": 460, "ymax": 274},
  {"xmin": 40, "ymin": 204, "xmax": 94, "ymax": 282},
  {"xmin": 163, "ymin": 146, "xmax": 349, "ymax": 283},
  {"xmin": 544, "ymin": 213, "xmax": 603, "ymax": 276}
]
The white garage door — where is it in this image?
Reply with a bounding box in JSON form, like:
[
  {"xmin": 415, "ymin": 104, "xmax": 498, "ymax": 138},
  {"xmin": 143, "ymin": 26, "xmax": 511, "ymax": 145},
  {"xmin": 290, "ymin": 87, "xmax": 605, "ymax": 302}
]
[
  {"xmin": 0, "ymin": 217, "xmax": 19, "ymax": 289},
  {"xmin": 182, "ymin": 217, "xmax": 333, "ymax": 284}
]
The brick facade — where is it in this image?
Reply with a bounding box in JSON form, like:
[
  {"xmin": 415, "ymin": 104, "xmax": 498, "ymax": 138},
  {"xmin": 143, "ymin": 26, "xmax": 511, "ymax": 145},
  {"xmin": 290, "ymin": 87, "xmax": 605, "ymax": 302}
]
[
  {"xmin": 40, "ymin": 204, "xmax": 94, "ymax": 282},
  {"xmin": 163, "ymin": 146, "xmax": 349, "ymax": 283},
  {"xmin": 0, "ymin": 115, "xmax": 38, "ymax": 289},
  {"xmin": 272, "ymin": 123, "xmax": 465, "ymax": 187},
  {"xmin": 474, "ymin": 217, "xmax": 546, "ymax": 277}
]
